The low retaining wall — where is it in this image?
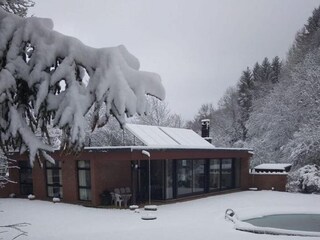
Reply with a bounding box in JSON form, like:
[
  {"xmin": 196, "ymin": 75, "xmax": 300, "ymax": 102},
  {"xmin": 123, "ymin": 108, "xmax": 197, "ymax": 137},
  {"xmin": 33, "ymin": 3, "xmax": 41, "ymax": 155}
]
[{"xmin": 249, "ymin": 173, "xmax": 288, "ymax": 191}]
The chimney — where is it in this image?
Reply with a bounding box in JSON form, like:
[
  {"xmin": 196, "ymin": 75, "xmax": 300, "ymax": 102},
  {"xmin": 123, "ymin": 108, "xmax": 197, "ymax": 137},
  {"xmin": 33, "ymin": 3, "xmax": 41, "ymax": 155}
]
[{"xmin": 201, "ymin": 119, "xmax": 212, "ymax": 143}]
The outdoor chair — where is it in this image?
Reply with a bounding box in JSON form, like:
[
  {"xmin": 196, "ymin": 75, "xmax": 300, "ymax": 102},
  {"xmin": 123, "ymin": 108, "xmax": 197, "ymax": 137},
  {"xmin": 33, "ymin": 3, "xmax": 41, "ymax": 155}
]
[
  {"xmin": 110, "ymin": 192, "xmax": 115, "ymax": 205},
  {"xmin": 120, "ymin": 187, "xmax": 126, "ymax": 194},
  {"xmin": 114, "ymin": 188, "xmax": 120, "ymax": 194},
  {"xmin": 114, "ymin": 193, "xmax": 123, "ymax": 207},
  {"xmin": 125, "ymin": 187, "xmax": 131, "ymax": 193}
]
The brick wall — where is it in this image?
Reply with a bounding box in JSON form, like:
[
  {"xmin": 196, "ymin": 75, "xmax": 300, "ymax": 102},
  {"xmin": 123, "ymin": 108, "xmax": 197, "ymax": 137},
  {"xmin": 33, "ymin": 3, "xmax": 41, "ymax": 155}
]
[
  {"xmin": 1, "ymin": 149, "xmax": 253, "ymax": 206},
  {"xmin": 249, "ymin": 173, "xmax": 288, "ymax": 191}
]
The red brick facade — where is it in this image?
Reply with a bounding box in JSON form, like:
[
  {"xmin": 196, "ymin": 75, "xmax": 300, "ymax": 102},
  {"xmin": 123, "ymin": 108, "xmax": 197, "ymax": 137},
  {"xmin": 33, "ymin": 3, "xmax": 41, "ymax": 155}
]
[
  {"xmin": 249, "ymin": 173, "xmax": 288, "ymax": 191},
  {"xmin": 1, "ymin": 147, "xmax": 253, "ymax": 206}
]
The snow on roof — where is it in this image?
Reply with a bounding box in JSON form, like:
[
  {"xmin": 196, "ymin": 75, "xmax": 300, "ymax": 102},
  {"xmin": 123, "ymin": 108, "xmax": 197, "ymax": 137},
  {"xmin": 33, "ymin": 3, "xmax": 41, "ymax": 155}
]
[
  {"xmin": 125, "ymin": 124, "xmax": 179, "ymax": 146},
  {"xmin": 254, "ymin": 163, "xmax": 292, "ymax": 170},
  {"xmin": 125, "ymin": 124, "xmax": 214, "ymax": 148}
]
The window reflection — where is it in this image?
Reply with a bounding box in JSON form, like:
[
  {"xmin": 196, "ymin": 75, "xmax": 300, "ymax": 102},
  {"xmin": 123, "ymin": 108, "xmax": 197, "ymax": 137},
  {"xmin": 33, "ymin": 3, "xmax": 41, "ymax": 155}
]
[
  {"xmin": 177, "ymin": 159, "xmax": 205, "ymax": 196},
  {"xmin": 209, "ymin": 159, "xmax": 220, "ymax": 190},
  {"xmin": 165, "ymin": 160, "xmax": 173, "ymax": 199},
  {"xmin": 177, "ymin": 160, "xmax": 192, "ymax": 195},
  {"xmin": 19, "ymin": 161, "xmax": 33, "ymax": 195},
  {"xmin": 78, "ymin": 160, "xmax": 91, "ymax": 201},
  {"xmin": 193, "ymin": 159, "xmax": 205, "ymax": 192},
  {"xmin": 46, "ymin": 161, "xmax": 63, "ymax": 198},
  {"xmin": 221, "ymin": 159, "xmax": 233, "ymax": 189}
]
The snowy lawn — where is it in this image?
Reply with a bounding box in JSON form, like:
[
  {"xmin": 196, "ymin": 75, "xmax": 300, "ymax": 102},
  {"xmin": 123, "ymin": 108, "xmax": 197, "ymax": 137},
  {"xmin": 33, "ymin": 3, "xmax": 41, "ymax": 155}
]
[{"xmin": 1, "ymin": 191, "xmax": 320, "ymax": 240}]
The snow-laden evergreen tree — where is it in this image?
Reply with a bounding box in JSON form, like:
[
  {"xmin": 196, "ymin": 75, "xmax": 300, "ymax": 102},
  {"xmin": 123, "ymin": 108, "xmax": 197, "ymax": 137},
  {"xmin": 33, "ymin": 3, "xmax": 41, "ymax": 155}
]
[
  {"xmin": 246, "ymin": 5, "xmax": 320, "ymax": 167},
  {"xmin": 253, "ymin": 57, "xmax": 274, "ymax": 100},
  {"xmin": 0, "ymin": 9, "xmax": 165, "ymax": 166},
  {"xmin": 287, "ymin": 6, "xmax": 320, "ymax": 67},
  {"xmin": 247, "ymin": 48, "xmax": 320, "ymax": 167},
  {"xmin": 0, "ymin": 0, "xmax": 34, "ymax": 17},
  {"xmin": 271, "ymin": 56, "xmax": 282, "ymax": 84},
  {"xmin": 237, "ymin": 67, "xmax": 253, "ymax": 141},
  {"xmin": 0, "ymin": 0, "xmax": 34, "ymax": 185},
  {"xmin": 281, "ymin": 50, "xmax": 320, "ymax": 167},
  {"xmin": 252, "ymin": 62, "xmax": 261, "ymax": 85}
]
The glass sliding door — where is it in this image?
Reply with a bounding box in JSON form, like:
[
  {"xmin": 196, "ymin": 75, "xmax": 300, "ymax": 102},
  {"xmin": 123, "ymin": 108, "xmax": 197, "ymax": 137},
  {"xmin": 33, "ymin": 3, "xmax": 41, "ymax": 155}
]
[
  {"xmin": 209, "ymin": 159, "xmax": 220, "ymax": 191},
  {"xmin": 193, "ymin": 159, "xmax": 205, "ymax": 193},
  {"xmin": 177, "ymin": 160, "xmax": 192, "ymax": 195},
  {"xmin": 151, "ymin": 160, "xmax": 164, "ymax": 200},
  {"xmin": 165, "ymin": 160, "xmax": 173, "ymax": 199},
  {"xmin": 176, "ymin": 159, "xmax": 205, "ymax": 196},
  {"xmin": 221, "ymin": 159, "xmax": 233, "ymax": 189}
]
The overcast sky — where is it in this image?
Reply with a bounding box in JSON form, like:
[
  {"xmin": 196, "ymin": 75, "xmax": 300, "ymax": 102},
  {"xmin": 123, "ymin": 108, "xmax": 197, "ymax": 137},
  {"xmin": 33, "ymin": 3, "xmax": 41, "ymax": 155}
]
[{"xmin": 31, "ymin": 0, "xmax": 320, "ymax": 120}]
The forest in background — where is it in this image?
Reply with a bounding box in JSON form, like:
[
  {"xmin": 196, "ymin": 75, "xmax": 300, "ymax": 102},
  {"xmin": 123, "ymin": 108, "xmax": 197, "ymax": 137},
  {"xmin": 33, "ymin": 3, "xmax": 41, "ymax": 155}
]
[{"xmin": 187, "ymin": 6, "xmax": 320, "ymax": 169}]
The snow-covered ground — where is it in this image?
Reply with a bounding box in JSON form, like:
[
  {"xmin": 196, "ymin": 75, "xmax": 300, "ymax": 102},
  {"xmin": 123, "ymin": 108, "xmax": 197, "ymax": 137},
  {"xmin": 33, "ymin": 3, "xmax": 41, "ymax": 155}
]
[{"xmin": 1, "ymin": 191, "xmax": 320, "ymax": 240}]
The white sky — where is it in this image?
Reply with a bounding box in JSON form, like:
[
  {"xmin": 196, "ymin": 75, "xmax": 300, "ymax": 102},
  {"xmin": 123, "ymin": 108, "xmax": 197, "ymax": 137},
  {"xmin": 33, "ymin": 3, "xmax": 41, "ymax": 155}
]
[{"xmin": 31, "ymin": 0, "xmax": 320, "ymax": 120}]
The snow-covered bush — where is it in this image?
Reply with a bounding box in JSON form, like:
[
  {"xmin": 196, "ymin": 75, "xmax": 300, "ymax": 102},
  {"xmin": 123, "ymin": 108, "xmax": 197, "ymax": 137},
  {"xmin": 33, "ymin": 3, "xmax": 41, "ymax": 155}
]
[
  {"xmin": 0, "ymin": 9, "xmax": 165, "ymax": 166},
  {"xmin": 286, "ymin": 164, "xmax": 320, "ymax": 193},
  {"xmin": 27, "ymin": 194, "xmax": 35, "ymax": 200}
]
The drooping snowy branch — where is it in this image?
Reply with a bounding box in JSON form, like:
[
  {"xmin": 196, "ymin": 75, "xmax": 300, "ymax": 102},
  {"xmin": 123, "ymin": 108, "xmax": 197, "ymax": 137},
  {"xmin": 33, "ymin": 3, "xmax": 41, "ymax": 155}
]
[
  {"xmin": 0, "ymin": 155, "xmax": 18, "ymax": 187},
  {"xmin": 0, "ymin": 9, "xmax": 165, "ymax": 165},
  {"xmin": 0, "ymin": 0, "xmax": 34, "ymax": 17}
]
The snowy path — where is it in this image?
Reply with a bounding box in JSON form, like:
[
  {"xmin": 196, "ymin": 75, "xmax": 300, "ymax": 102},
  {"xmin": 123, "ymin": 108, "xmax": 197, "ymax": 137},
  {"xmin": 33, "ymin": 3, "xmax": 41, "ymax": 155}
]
[{"xmin": 1, "ymin": 191, "xmax": 319, "ymax": 240}]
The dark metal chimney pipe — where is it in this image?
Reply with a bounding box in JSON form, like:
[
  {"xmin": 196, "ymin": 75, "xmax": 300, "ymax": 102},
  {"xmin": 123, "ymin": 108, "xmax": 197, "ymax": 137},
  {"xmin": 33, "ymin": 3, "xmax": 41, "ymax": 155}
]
[{"xmin": 201, "ymin": 119, "xmax": 212, "ymax": 143}]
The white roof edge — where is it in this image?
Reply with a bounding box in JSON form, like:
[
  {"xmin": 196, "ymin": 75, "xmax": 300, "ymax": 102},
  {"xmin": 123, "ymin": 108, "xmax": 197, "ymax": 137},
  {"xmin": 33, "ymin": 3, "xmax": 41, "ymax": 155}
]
[
  {"xmin": 84, "ymin": 145, "xmax": 252, "ymax": 151},
  {"xmin": 254, "ymin": 163, "xmax": 292, "ymax": 170}
]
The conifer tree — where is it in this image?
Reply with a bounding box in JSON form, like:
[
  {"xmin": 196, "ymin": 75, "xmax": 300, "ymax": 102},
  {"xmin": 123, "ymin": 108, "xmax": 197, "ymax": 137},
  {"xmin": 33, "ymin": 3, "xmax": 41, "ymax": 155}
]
[
  {"xmin": 251, "ymin": 58, "xmax": 273, "ymax": 99},
  {"xmin": 271, "ymin": 56, "xmax": 282, "ymax": 84},
  {"xmin": 288, "ymin": 6, "xmax": 320, "ymax": 66},
  {"xmin": 237, "ymin": 67, "xmax": 253, "ymax": 140}
]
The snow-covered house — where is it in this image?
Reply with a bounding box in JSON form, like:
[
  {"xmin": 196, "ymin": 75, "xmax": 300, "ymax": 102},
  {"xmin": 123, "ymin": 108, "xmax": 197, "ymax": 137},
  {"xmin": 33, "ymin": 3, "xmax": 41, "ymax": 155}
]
[{"xmin": 1, "ymin": 124, "xmax": 253, "ymax": 206}]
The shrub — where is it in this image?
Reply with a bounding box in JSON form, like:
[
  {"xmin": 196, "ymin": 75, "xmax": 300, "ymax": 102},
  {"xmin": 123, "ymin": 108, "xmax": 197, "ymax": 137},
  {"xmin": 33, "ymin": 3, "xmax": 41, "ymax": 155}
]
[{"xmin": 286, "ymin": 164, "xmax": 320, "ymax": 193}]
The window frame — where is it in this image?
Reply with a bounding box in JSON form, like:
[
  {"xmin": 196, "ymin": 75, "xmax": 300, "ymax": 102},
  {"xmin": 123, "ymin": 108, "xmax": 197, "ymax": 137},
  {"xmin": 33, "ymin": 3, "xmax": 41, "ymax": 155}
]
[
  {"xmin": 19, "ymin": 161, "xmax": 33, "ymax": 196},
  {"xmin": 45, "ymin": 161, "xmax": 63, "ymax": 198},
  {"xmin": 77, "ymin": 160, "xmax": 91, "ymax": 201}
]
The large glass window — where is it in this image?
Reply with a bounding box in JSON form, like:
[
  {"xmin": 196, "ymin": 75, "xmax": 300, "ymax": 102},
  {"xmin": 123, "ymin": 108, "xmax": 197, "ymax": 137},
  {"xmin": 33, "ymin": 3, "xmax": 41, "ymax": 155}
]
[
  {"xmin": 209, "ymin": 159, "xmax": 235, "ymax": 191},
  {"xmin": 221, "ymin": 159, "xmax": 233, "ymax": 189},
  {"xmin": 151, "ymin": 160, "xmax": 164, "ymax": 200},
  {"xmin": 165, "ymin": 160, "xmax": 173, "ymax": 199},
  {"xmin": 209, "ymin": 159, "xmax": 220, "ymax": 191},
  {"xmin": 177, "ymin": 159, "xmax": 205, "ymax": 196},
  {"xmin": 19, "ymin": 161, "xmax": 33, "ymax": 195},
  {"xmin": 46, "ymin": 161, "xmax": 63, "ymax": 198},
  {"xmin": 193, "ymin": 159, "xmax": 205, "ymax": 193},
  {"xmin": 177, "ymin": 160, "xmax": 192, "ymax": 195},
  {"xmin": 78, "ymin": 160, "xmax": 91, "ymax": 201}
]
